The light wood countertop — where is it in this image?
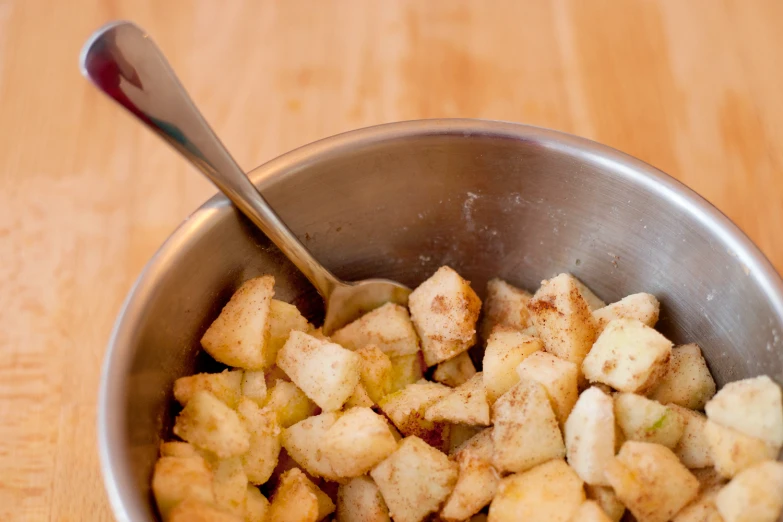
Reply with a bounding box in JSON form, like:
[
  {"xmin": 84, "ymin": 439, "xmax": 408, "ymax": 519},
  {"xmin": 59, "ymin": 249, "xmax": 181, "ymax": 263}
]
[{"xmin": 1, "ymin": 1, "xmax": 782, "ymax": 519}]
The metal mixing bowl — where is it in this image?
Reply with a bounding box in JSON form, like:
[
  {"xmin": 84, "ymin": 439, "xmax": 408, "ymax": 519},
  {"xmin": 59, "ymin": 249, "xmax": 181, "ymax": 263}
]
[{"xmin": 99, "ymin": 119, "xmax": 783, "ymax": 521}]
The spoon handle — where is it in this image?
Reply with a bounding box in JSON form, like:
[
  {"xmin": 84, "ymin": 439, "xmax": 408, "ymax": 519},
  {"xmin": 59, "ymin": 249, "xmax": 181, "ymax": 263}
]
[{"xmin": 80, "ymin": 21, "xmax": 340, "ymax": 298}]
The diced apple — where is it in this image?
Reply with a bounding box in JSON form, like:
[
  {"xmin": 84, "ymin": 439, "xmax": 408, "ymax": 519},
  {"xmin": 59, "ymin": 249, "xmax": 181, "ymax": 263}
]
[
  {"xmin": 152, "ymin": 455, "xmax": 215, "ymax": 521},
  {"xmin": 370, "ymin": 436, "xmax": 459, "ymax": 522},
  {"xmin": 672, "ymin": 488, "xmax": 722, "ymax": 522},
  {"xmin": 388, "ymin": 353, "xmax": 425, "ymax": 393},
  {"xmin": 276, "ymin": 331, "xmax": 361, "ymax": 411},
  {"xmin": 492, "ymin": 379, "xmax": 565, "ymax": 473},
  {"xmin": 159, "ymin": 441, "xmax": 198, "ymax": 459},
  {"xmin": 236, "ymin": 398, "xmax": 282, "ymax": 485},
  {"xmin": 488, "ymin": 459, "xmax": 585, "ymax": 522},
  {"xmin": 201, "ymin": 275, "xmax": 275, "ymax": 370},
  {"xmin": 441, "ymin": 453, "xmax": 500, "ymax": 522},
  {"xmin": 268, "ymin": 468, "xmax": 334, "ymax": 522},
  {"xmin": 425, "ymin": 373, "xmax": 490, "ymax": 426},
  {"xmin": 264, "ymin": 365, "xmax": 291, "ymax": 387},
  {"xmin": 240, "ymin": 370, "xmax": 267, "ymax": 406},
  {"xmin": 605, "ymin": 441, "xmax": 699, "ymax": 522},
  {"xmin": 332, "ymin": 302, "xmax": 420, "ymax": 357},
  {"xmin": 265, "ymin": 299, "xmax": 311, "ymax": 367},
  {"xmin": 614, "ymin": 393, "xmax": 685, "ymax": 449},
  {"xmin": 569, "ymin": 501, "xmax": 612, "ymax": 522},
  {"xmin": 649, "ymin": 344, "xmax": 716, "ymax": 410},
  {"xmin": 517, "ymin": 351, "xmax": 578, "ymax": 426},
  {"xmin": 528, "ymin": 273, "xmax": 597, "ymax": 367},
  {"xmin": 582, "ymin": 319, "xmax": 672, "ymax": 394},
  {"xmin": 479, "ymin": 278, "xmax": 533, "ymax": 339},
  {"xmin": 245, "ymin": 485, "xmax": 270, "ymax": 522},
  {"xmin": 209, "ymin": 456, "xmax": 248, "ymax": 515},
  {"xmin": 592, "ymin": 293, "xmax": 659, "ymax": 334},
  {"xmin": 168, "ymin": 499, "xmax": 242, "ymax": 522},
  {"xmin": 482, "ymin": 327, "xmax": 542, "ymax": 403},
  {"xmin": 433, "ymin": 351, "xmax": 477, "ymax": 388},
  {"xmin": 265, "ymin": 380, "xmax": 318, "ymax": 428},
  {"xmin": 336, "ymin": 476, "xmax": 390, "ymax": 522},
  {"xmin": 670, "ymin": 405, "xmax": 713, "ymax": 469},
  {"xmin": 321, "ymin": 407, "xmax": 398, "ymax": 478},
  {"xmin": 355, "ymin": 345, "xmax": 393, "ymax": 403},
  {"xmin": 704, "ymin": 420, "xmax": 778, "ymax": 478},
  {"xmin": 281, "ymin": 412, "xmax": 342, "ymax": 481},
  {"xmin": 174, "ymin": 370, "xmax": 243, "ymax": 408},
  {"xmin": 715, "ymin": 460, "xmax": 783, "ymax": 522},
  {"xmin": 173, "ymin": 391, "xmax": 250, "ymax": 459},
  {"xmin": 564, "ymin": 386, "xmax": 615, "ymax": 486},
  {"xmin": 705, "ymin": 375, "xmax": 783, "ymax": 449},
  {"xmin": 585, "ymin": 485, "xmax": 626, "ymax": 522},
  {"xmin": 379, "ymin": 381, "xmax": 452, "ymax": 451},
  {"xmin": 344, "ymin": 382, "xmax": 374, "ymax": 407},
  {"xmin": 408, "ymin": 266, "xmax": 482, "ymax": 366}
]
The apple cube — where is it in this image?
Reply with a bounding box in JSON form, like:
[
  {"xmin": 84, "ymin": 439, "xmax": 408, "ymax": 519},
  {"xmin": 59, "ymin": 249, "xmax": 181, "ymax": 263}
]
[
  {"xmin": 433, "ymin": 351, "xmax": 477, "ymax": 388},
  {"xmin": 173, "ymin": 391, "xmax": 250, "ymax": 459},
  {"xmin": 321, "ymin": 407, "xmax": 398, "ymax": 478},
  {"xmin": 355, "ymin": 345, "xmax": 393, "ymax": 403},
  {"xmin": 582, "ymin": 319, "xmax": 672, "ymax": 393},
  {"xmin": 379, "ymin": 381, "xmax": 452, "ymax": 451},
  {"xmin": 715, "ymin": 460, "xmax": 783, "ymax": 522},
  {"xmin": 264, "ymin": 299, "xmax": 311, "ymax": 367},
  {"xmin": 705, "ymin": 375, "xmax": 783, "ymax": 449},
  {"xmin": 408, "ymin": 266, "xmax": 482, "ymax": 366},
  {"xmin": 605, "ymin": 441, "xmax": 699, "ymax": 522},
  {"xmin": 332, "ymin": 302, "xmax": 420, "ymax": 357},
  {"xmin": 276, "ymin": 331, "xmax": 361, "ymax": 411},
  {"xmin": 425, "ymin": 373, "xmax": 490, "ymax": 426},
  {"xmin": 649, "ymin": 344, "xmax": 716, "ymax": 410},
  {"xmin": 336, "ymin": 476, "xmax": 390, "ymax": 522},
  {"xmin": 488, "ymin": 459, "xmax": 585, "ymax": 522},
  {"xmin": 174, "ymin": 370, "xmax": 242, "ymax": 408},
  {"xmin": 264, "ymin": 380, "xmax": 318, "ymax": 428},
  {"xmin": 479, "ymin": 278, "xmax": 533, "ymax": 339},
  {"xmin": 370, "ymin": 436, "xmax": 458, "ymax": 522},
  {"xmin": 152, "ymin": 455, "xmax": 214, "ymax": 520},
  {"xmin": 592, "ymin": 293, "xmax": 659, "ymax": 334},
  {"xmin": 281, "ymin": 412, "xmax": 342, "ymax": 481},
  {"xmin": 564, "ymin": 386, "xmax": 615, "ymax": 486},
  {"xmin": 236, "ymin": 398, "xmax": 282, "ymax": 485},
  {"xmin": 492, "ymin": 379, "xmax": 565, "ymax": 473},
  {"xmin": 440, "ymin": 453, "xmax": 500, "ymax": 522},
  {"xmin": 268, "ymin": 468, "xmax": 334, "ymax": 522},
  {"xmin": 585, "ymin": 485, "xmax": 626, "ymax": 522},
  {"xmin": 704, "ymin": 420, "xmax": 778, "ymax": 478},
  {"xmin": 670, "ymin": 405, "xmax": 713, "ymax": 469},
  {"xmin": 482, "ymin": 327, "xmax": 542, "ymax": 403},
  {"xmin": 245, "ymin": 486, "xmax": 270, "ymax": 522},
  {"xmin": 614, "ymin": 393, "xmax": 685, "ymax": 449},
  {"xmin": 516, "ymin": 351, "xmax": 578, "ymax": 426},
  {"xmin": 528, "ymin": 273, "xmax": 597, "ymax": 367},
  {"xmin": 201, "ymin": 275, "xmax": 275, "ymax": 369}
]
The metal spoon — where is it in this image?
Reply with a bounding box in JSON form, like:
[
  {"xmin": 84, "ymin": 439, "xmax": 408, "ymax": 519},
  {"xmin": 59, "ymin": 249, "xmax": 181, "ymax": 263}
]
[{"xmin": 80, "ymin": 21, "xmax": 411, "ymax": 333}]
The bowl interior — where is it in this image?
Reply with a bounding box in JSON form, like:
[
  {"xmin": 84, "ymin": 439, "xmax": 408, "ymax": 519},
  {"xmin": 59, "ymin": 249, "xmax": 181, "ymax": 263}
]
[{"xmin": 101, "ymin": 120, "xmax": 783, "ymax": 521}]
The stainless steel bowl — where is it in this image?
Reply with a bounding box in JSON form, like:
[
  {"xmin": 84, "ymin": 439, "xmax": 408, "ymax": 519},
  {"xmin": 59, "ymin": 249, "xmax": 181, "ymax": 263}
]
[{"xmin": 99, "ymin": 119, "xmax": 783, "ymax": 521}]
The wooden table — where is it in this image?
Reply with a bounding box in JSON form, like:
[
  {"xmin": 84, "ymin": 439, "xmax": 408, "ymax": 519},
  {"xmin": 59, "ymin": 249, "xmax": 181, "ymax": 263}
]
[{"xmin": 2, "ymin": 0, "xmax": 782, "ymax": 519}]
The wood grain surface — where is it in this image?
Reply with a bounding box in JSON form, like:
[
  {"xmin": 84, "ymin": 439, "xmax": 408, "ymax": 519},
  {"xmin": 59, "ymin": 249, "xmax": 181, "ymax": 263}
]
[{"xmin": 1, "ymin": 1, "xmax": 782, "ymax": 520}]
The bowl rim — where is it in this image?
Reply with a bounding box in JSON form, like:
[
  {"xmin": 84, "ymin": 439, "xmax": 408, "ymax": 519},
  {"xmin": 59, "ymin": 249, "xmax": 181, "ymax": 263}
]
[{"xmin": 98, "ymin": 118, "xmax": 783, "ymax": 521}]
